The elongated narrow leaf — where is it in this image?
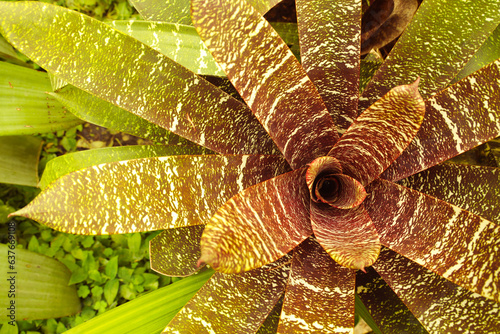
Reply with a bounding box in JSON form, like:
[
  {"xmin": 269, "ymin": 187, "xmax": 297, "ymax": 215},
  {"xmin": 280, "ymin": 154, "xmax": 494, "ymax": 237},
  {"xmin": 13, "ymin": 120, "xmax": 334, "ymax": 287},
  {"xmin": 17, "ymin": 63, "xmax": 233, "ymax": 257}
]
[
  {"xmin": 165, "ymin": 257, "xmax": 290, "ymax": 333},
  {"xmin": 398, "ymin": 163, "xmax": 500, "ymax": 224},
  {"xmin": 365, "ymin": 179, "xmax": 500, "ymax": 303},
  {"xmin": 0, "ymin": 2, "xmax": 277, "ymax": 156},
  {"xmin": 192, "ymin": 0, "xmax": 338, "ymax": 169},
  {"xmin": 454, "ymin": 23, "xmax": 500, "ymax": 83},
  {"xmin": 0, "ymin": 62, "xmax": 82, "ymax": 136},
  {"xmin": 356, "ymin": 268, "xmax": 429, "ymax": 334},
  {"xmin": 329, "ymin": 79, "xmax": 424, "ymax": 186},
  {"xmin": 383, "ymin": 60, "xmax": 500, "ymax": 181},
  {"xmin": 108, "ymin": 21, "xmax": 225, "ymax": 76},
  {"xmin": 199, "ymin": 169, "xmax": 312, "ymax": 273},
  {"xmin": 311, "ymin": 203, "xmax": 379, "ymax": 271},
  {"xmin": 360, "ymin": 0, "xmax": 500, "ymax": 108},
  {"xmin": 14, "ymin": 155, "xmax": 289, "ymax": 234},
  {"xmin": 0, "ymin": 136, "xmax": 42, "ymax": 187},
  {"xmin": 51, "ymin": 86, "xmax": 186, "ymax": 146},
  {"xmin": 150, "ymin": 225, "xmax": 204, "ymax": 277},
  {"xmin": 66, "ymin": 268, "xmax": 213, "ymax": 334},
  {"xmin": 0, "ymin": 244, "xmax": 80, "ymax": 321},
  {"xmin": 373, "ymin": 247, "xmax": 500, "ymax": 333},
  {"xmin": 278, "ymin": 237, "xmax": 355, "ymax": 333},
  {"xmin": 296, "ymin": 0, "xmax": 360, "ymax": 133},
  {"xmin": 40, "ymin": 145, "xmax": 209, "ymax": 189}
]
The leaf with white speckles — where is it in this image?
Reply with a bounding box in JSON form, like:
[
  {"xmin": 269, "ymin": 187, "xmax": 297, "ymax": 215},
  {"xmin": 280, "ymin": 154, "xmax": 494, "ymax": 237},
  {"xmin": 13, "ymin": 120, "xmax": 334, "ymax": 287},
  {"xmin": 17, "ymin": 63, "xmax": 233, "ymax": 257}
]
[
  {"xmin": 373, "ymin": 247, "xmax": 500, "ymax": 333},
  {"xmin": 13, "ymin": 155, "xmax": 289, "ymax": 234},
  {"xmin": 311, "ymin": 203, "xmax": 380, "ymax": 271},
  {"xmin": 398, "ymin": 163, "xmax": 500, "ymax": 224},
  {"xmin": 296, "ymin": 0, "xmax": 361, "ymax": 133},
  {"xmin": 40, "ymin": 145, "xmax": 209, "ymax": 189},
  {"xmin": 356, "ymin": 268, "xmax": 429, "ymax": 334},
  {"xmin": 150, "ymin": 225, "xmax": 205, "ymax": 277},
  {"xmin": 278, "ymin": 237, "xmax": 355, "ymax": 333},
  {"xmin": 383, "ymin": 60, "xmax": 500, "ymax": 181},
  {"xmin": 199, "ymin": 168, "xmax": 312, "ymax": 274},
  {"xmin": 365, "ymin": 179, "xmax": 500, "ymax": 303},
  {"xmin": 360, "ymin": 0, "xmax": 500, "ymax": 109},
  {"xmin": 0, "ymin": 1, "xmax": 277, "ymax": 156},
  {"xmin": 329, "ymin": 79, "xmax": 425, "ymax": 186},
  {"xmin": 164, "ymin": 256, "xmax": 290, "ymax": 333},
  {"xmin": 192, "ymin": 0, "xmax": 338, "ymax": 169}
]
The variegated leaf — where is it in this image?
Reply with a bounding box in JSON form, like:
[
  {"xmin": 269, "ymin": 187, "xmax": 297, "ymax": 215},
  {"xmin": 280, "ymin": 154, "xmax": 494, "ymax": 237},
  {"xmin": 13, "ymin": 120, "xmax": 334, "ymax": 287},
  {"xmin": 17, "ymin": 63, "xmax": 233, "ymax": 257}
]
[
  {"xmin": 150, "ymin": 225, "xmax": 205, "ymax": 277},
  {"xmin": 373, "ymin": 247, "xmax": 500, "ymax": 333},
  {"xmin": 329, "ymin": 79, "xmax": 425, "ymax": 186},
  {"xmin": 0, "ymin": 2, "xmax": 277, "ymax": 156},
  {"xmin": 296, "ymin": 0, "xmax": 361, "ymax": 133},
  {"xmin": 398, "ymin": 163, "xmax": 500, "ymax": 224},
  {"xmin": 278, "ymin": 237, "xmax": 355, "ymax": 333},
  {"xmin": 383, "ymin": 60, "xmax": 500, "ymax": 181},
  {"xmin": 356, "ymin": 268, "xmax": 428, "ymax": 334},
  {"xmin": 365, "ymin": 179, "xmax": 500, "ymax": 303},
  {"xmin": 13, "ymin": 155, "xmax": 289, "ymax": 234},
  {"xmin": 164, "ymin": 256, "xmax": 290, "ymax": 333},
  {"xmin": 360, "ymin": 0, "xmax": 500, "ymax": 109},
  {"xmin": 310, "ymin": 203, "xmax": 380, "ymax": 271},
  {"xmin": 199, "ymin": 169, "xmax": 312, "ymax": 273},
  {"xmin": 191, "ymin": 0, "xmax": 338, "ymax": 169}
]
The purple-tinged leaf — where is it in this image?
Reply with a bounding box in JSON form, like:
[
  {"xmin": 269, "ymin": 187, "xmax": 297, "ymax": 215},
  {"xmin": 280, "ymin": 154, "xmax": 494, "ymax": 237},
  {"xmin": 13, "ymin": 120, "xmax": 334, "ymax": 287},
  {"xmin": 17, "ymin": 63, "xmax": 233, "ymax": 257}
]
[
  {"xmin": 306, "ymin": 156, "xmax": 366, "ymax": 208},
  {"xmin": 191, "ymin": 0, "xmax": 338, "ymax": 169},
  {"xmin": 13, "ymin": 155, "xmax": 289, "ymax": 234},
  {"xmin": 278, "ymin": 237, "xmax": 355, "ymax": 333},
  {"xmin": 365, "ymin": 179, "xmax": 500, "ymax": 303},
  {"xmin": 356, "ymin": 268, "xmax": 428, "ymax": 334},
  {"xmin": 360, "ymin": 0, "xmax": 419, "ymax": 55},
  {"xmin": 296, "ymin": 0, "xmax": 361, "ymax": 133},
  {"xmin": 398, "ymin": 163, "xmax": 500, "ymax": 224},
  {"xmin": 311, "ymin": 203, "xmax": 380, "ymax": 271},
  {"xmin": 360, "ymin": 0, "xmax": 500, "ymax": 109},
  {"xmin": 0, "ymin": 2, "xmax": 277, "ymax": 156},
  {"xmin": 373, "ymin": 247, "xmax": 500, "ymax": 333},
  {"xmin": 383, "ymin": 61, "xmax": 500, "ymax": 181},
  {"xmin": 329, "ymin": 79, "xmax": 425, "ymax": 186},
  {"xmin": 150, "ymin": 225, "xmax": 204, "ymax": 277},
  {"xmin": 199, "ymin": 169, "xmax": 312, "ymax": 273},
  {"xmin": 165, "ymin": 256, "xmax": 290, "ymax": 333}
]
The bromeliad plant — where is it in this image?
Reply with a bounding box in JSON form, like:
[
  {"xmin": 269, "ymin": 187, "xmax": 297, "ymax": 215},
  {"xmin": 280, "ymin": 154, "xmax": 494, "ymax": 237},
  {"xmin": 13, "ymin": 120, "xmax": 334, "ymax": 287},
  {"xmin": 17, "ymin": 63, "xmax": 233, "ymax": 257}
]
[{"xmin": 1, "ymin": 0, "xmax": 500, "ymax": 332}]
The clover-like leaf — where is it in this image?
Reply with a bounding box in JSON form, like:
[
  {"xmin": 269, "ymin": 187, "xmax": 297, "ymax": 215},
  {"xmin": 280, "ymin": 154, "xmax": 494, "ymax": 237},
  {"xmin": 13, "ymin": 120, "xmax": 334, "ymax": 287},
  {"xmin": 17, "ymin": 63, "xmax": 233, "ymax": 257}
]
[
  {"xmin": 192, "ymin": 0, "xmax": 338, "ymax": 168},
  {"xmin": 366, "ymin": 179, "xmax": 500, "ymax": 303},
  {"xmin": 278, "ymin": 237, "xmax": 355, "ymax": 333},
  {"xmin": 199, "ymin": 169, "xmax": 312, "ymax": 273},
  {"xmin": 14, "ymin": 155, "xmax": 288, "ymax": 234}
]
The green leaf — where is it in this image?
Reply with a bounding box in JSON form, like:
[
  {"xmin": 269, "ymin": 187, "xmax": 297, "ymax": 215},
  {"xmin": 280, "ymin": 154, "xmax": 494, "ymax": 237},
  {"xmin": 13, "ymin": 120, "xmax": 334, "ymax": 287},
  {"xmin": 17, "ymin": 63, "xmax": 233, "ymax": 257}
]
[
  {"xmin": 15, "ymin": 155, "xmax": 289, "ymax": 234},
  {"xmin": 0, "ymin": 62, "xmax": 82, "ymax": 136},
  {"xmin": 277, "ymin": 237, "xmax": 355, "ymax": 332},
  {"xmin": 0, "ymin": 2, "xmax": 277, "ymax": 156},
  {"xmin": 365, "ymin": 179, "xmax": 500, "ymax": 303},
  {"xmin": 105, "ymin": 256, "xmax": 119, "ymax": 279},
  {"xmin": 354, "ymin": 294, "xmax": 384, "ymax": 334},
  {"xmin": 165, "ymin": 258, "xmax": 289, "ymax": 333},
  {"xmin": 150, "ymin": 225, "xmax": 204, "ymax": 277},
  {"xmin": 69, "ymin": 267, "xmax": 88, "ymax": 285},
  {"xmin": 0, "ymin": 135, "xmax": 42, "ymax": 187},
  {"xmin": 296, "ymin": 0, "xmax": 361, "ymax": 132},
  {"xmin": 360, "ymin": 0, "xmax": 500, "ymax": 108},
  {"xmin": 200, "ymin": 169, "xmax": 311, "ymax": 273},
  {"xmin": 0, "ymin": 244, "xmax": 81, "ymax": 321},
  {"xmin": 65, "ymin": 268, "xmax": 213, "ymax": 334},
  {"xmin": 192, "ymin": 0, "xmax": 338, "ymax": 168},
  {"xmin": 127, "ymin": 233, "xmax": 141, "ymax": 254},
  {"xmin": 40, "ymin": 145, "xmax": 208, "ymax": 189},
  {"xmin": 104, "ymin": 279, "xmax": 120, "ymax": 306},
  {"xmin": 373, "ymin": 247, "xmax": 500, "ymax": 332}
]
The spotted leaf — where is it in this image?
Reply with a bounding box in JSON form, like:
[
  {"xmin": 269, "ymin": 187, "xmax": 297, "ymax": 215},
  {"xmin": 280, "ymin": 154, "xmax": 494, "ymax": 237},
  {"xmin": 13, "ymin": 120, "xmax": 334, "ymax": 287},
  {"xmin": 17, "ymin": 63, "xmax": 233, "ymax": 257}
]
[
  {"xmin": 191, "ymin": 0, "xmax": 338, "ymax": 169},
  {"xmin": 13, "ymin": 155, "xmax": 289, "ymax": 234}
]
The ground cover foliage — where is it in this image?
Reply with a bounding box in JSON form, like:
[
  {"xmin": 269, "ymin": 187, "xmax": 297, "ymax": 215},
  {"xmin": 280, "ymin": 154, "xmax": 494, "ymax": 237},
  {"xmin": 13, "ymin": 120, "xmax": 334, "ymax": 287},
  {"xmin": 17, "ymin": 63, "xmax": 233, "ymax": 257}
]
[{"xmin": 0, "ymin": 0, "xmax": 500, "ymax": 333}]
